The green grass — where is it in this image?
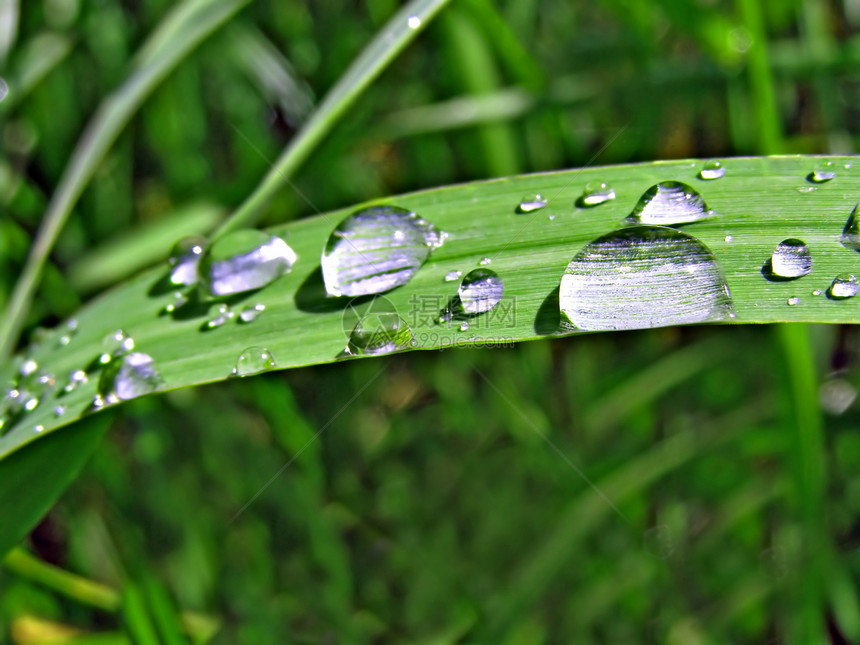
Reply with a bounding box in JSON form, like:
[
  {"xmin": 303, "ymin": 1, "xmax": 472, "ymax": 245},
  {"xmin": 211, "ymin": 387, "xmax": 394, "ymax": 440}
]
[{"xmin": 2, "ymin": 0, "xmax": 860, "ymax": 643}]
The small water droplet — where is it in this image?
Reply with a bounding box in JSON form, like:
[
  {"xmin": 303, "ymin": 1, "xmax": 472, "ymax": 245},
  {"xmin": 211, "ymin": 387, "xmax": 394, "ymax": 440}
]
[
  {"xmin": 99, "ymin": 352, "xmax": 163, "ymax": 401},
  {"xmin": 808, "ymin": 160, "xmax": 836, "ymax": 183},
  {"xmin": 407, "ymin": 15, "xmax": 421, "ymax": 29},
  {"xmin": 20, "ymin": 359, "xmax": 38, "ymax": 377},
  {"xmin": 168, "ymin": 236, "xmax": 207, "ymax": 286},
  {"xmin": 92, "ymin": 394, "xmax": 106, "ymax": 409},
  {"xmin": 459, "ymin": 321, "xmax": 470, "ymax": 332},
  {"xmin": 813, "ymin": 289, "xmax": 822, "ymax": 296},
  {"xmin": 828, "ymin": 273, "xmax": 860, "ymax": 299},
  {"xmin": 200, "ymin": 231, "xmax": 297, "ymax": 296},
  {"xmin": 23, "ymin": 397, "xmax": 39, "ymax": 412},
  {"xmin": 344, "ymin": 304, "xmax": 414, "ymax": 356},
  {"xmin": 53, "ymin": 405, "xmax": 65, "ymax": 417},
  {"xmin": 238, "ymin": 303, "xmax": 266, "ymax": 323},
  {"xmin": 458, "ymin": 268, "xmax": 504, "ymax": 315},
  {"xmin": 0, "ymin": 78, "xmax": 7, "ymax": 102},
  {"xmin": 478, "ymin": 257, "xmax": 492, "ymax": 266},
  {"xmin": 33, "ymin": 425, "xmax": 44, "ymax": 433},
  {"xmin": 518, "ymin": 193, "xmax": 547, "ymax": 213},
  {"xmin": 787, "ymin": 296, "xmax": 800, "ymax": 306},
  {"xmin": 548, "ymin": 214, "xmax": 556, "ymax": 221},
  {"xmin": 162, "ymin": 291, "xmax": 188, "ymax": 314},
  {"xmin": 444, "ymin": 270, "xmax": 462, "ymax": 282},
  {"xmin": 578, "ymin": 182, "xmax": 616, "ymax": 207},
  {"xmin": 698, "ymin": 160, "xmax": 725, "ymax": 180},
  {"xmin": 64, "ymin": 369, "xmax": 88, "ymax": 393},
  {"xmin": 840, "ymin": 205, "xmax": 860, "ymax": 252},
  {"xmin": 796, "ymin": 186, "xmax": 818, "ymax": 194},
  {"xmin": 560, "ymin": 226, "xmax": 732, "ymax": 331},
  {"xmin": 626, "ymin": 181, "xmax": 715, "ymax": 225},
  {"xmin": 322, "ymin": 205, "xmax": 443, "ymax": 297},
  {"xmin": 234, "ymin": 347, "xmax": 277, "ymax": 376},
  {"xmin": 769, "ymin": 238, "xmax": 812, "ymax": 279},
  {"xmin": 103, "ymin": 329, "xmax": 134, "ymax": 356},
  {"xmin": 724, "ymin": 234, "xmax": 734, "ymax": 243}
]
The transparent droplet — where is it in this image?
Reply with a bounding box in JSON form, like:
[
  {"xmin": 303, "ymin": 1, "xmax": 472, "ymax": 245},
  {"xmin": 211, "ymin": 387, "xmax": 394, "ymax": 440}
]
[
  {"xmin": 725, "ymin": 234, "xmax": 734, "ymax": 243},
  {"xmin": 560, "ymin": 225, "xmax": 732, "ymax": 331},
  {"xmin": 20, "ymin": 359, "xmax": 38, "ymax": 377},
  {"xmin": 840, "ymin": 205, "xmax": 860, "ymax": 252},
  {"xmin": 458, "ymin": 268, "xmax": 504, "ymax": 315},
  {"xmin": 168, "ymin": 236, "xmax": 207, "ymax": 286},
  {"xmin": 234, "ymin": 347, "xmax": 277, "ymax": 376},
  {"xmin": 459, "ymin": 321, "xmax": 470, "ymax": 332},
  {"xmin": 0, "ymin": 78, "xmax": 7, "ymax": 102},
  {"xmin": 23, "ymin": 397, "xmax": 39, "ymax": 412},
  {"xmin": 796, "ymin": 186, "xmax": 818, "ymax": 194},
  {"xmin": 205, "ymin": 304, "xmax": 234, "ymax": 329},
  {"xmin": 478, "ymin": 257, "xmax": 492, "ymax": 266},
  {"xmin": 345, "ymin": 305, "xmax": 414, "ymax": 356},
  {"xmin": 548, "ymin": 214, "xmax": 556, "ymax": 221},
  {"xmin": 813, "ymin": 289, "xmax": 822, "ymax": 296},
  {"xmin": 200, "ymin": 231, "xmax": 297, "ymax": 297},
  {"xmin": 58, "ymin": 318, "xmax": 79, "ymax": 346},
  {"xmin": 53, "ymin": 405, "xmax": 66, "ymax": 417},
  {"xmin": 577, "ymin": 181, "xmax": 616, "ymax": 208},
  {"xmin": 698, "ymin": 160, "xmax": 725, "ymax": 180},
  {"xmin": 239, "ymin": 303, "xmax": 266, "ymax": 323},
  {"xmin": 407, "ymin": 15, "xmax": 421, "ymax": 29},
  {"xmin": 99, "ymin": 352, "xmax": 162, "ymax": 401},
  {"xmin": 787, "ymin": 296, "xmax": 800, "ymax": 306},
  {"xmin": 820, "ymin": 379, "xmax": 856, "ymax": 415},
  {"xmin": 626, "ymin": 181, "xmax": 716, "ymax": 225},
  {"xmin": 162, "ymin": 291, "xmax": 188, "ymax": 315},
  {"xmin": 828, "ymin": 273, "xmax": 860, "ymax": 299},
  {"xmin": 444, "ymin": 270, "xmax": 462, "ymax": 282},
  {"xmin": 808, "ymin": 160, "xmax": 836, "ymax": 183},
  {"xmin": 518, "ymin": 193, "xmax": 547, "ymax": 213},
  {"xmin": 770, "ymin": 239, "xmax": 812, "ymax": 279},
  {"xmin": 64, "ymin": 369, "xmax": 88, "ymax": 393},
  {"xmin": 103, "ymin": 329, "xmax": 134, "ymax": 356},
  {"xmin": 33, "ymin": 425, "xmax": 44, "ymax": 433},
  {"xmin": 321, "ymin": 205, "xmax": 443, "ymax": 297}
]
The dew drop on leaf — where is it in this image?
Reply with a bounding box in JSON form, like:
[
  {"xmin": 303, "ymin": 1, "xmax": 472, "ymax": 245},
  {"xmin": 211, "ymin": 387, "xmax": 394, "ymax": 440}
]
[
  {"xmin": 478, "ymin": 257, "xmax": 492, "ymax": 266},
  {"xmin": 33, "ymin": 425, "xmax": 44, "ymax": 433},
  {"xmin": 808, "ymin": 160, "xmax": 836, "ymax": 183},
  {"xmin": 626, "ymin": 181, "xmax": 716, "ymax": 225},
  {"xmin": 698, "ymin": 160, "xmax": 725, "ymax": 180},
  {"xmin": 458, "ymin": 268, "xmax": 504, "ymax": 315},
  {"xmin": 796, "ymin": 186, "xmax": 818, "ymax": 194},
  {"xmin": 828, "ymin": 273, "xmax": 859, "ymax": 299},
  {"xmin": 321, "ymin": 205, "xmax": 444, "ymax": 297},
  {"xmin": 577, "ymin": 182, "xmax": 616, "ymax": 208},
  {"xmin": 53, "ymin": 405, "xmax": 65, "ymax": 417},
  {"xmin": 518, "ymin": 193, "xmax": 547, "ymax": 213},
  {"xmin": 770, "ymin": 239, "xmax": 812, "ymax": 279},
  {"xmin": 19, "ymin": 359, "xmax": 37, "ymax": 377},
  {"xmin": 787, "ymin": 296, "xmax": 800, "ymax": 306},
  {"xmin": 99, "ymin": 352, "xmax": 163, "ymax": 402},
  {"xmin": 64, "ymin": 369, "xmax": 88, "ymax": 393},
  {"xmin": 200, "ymin": 230, "xmax": 297, "ymax": 296},
  {"xmin": 168, "ymin": 236, "xmax": 207, "ymax": 286},
  {"xmin": 233, "ymin": 347, "xmax": 277, "ymax": 376},
  {"xmin": 239, "ymin": 303, "xmax": 266, "ymax": 323},
  {"xmin": 444, "ymin": 270, "xmax": 462, "ymax": 282},
  {"xmin": 560, "ymin": 225, "xmax": 732, "ymax": 331},
  {"xmin": 344, "ymin": 307, "xmax": 414, "ymax": 356}
]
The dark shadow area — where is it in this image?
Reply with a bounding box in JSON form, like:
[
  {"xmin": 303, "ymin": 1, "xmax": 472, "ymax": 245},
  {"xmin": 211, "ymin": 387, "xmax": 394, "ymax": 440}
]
[
  {"xmin": 534, "ymin": 286, "xmax": 561, "ymax": 336},
  {"xmin": 294, "ymin": 266, "xmax": 374, "ymax": 313},
  {"xmin": 147, "ymin": 271, "xmax": 179, "ymax": 297}
]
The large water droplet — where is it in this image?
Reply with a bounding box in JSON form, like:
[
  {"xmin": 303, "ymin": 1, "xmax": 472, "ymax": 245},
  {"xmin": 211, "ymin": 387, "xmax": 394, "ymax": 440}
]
[
  {"xmin": 828, "ymin": 273, "xmax": 859, "ymax": 299},
  {"xmin": 168, "ymin": 236, "xmax": 207, "ymax": 286},
  {"xmin": 578, "ymin": 182, "xmax": 616, "ymax": 207},
  {"xmin": 458, "ymin": 268, "xmax": 504, "ymax": 315},
  {"xmin": 200, "ymin": 230, "xmax": 297, "ymax": 296},
  {"xmin": 559, "ymin": 225, "xmax": 732, "ymax": 331},
  {"xmin": 233, "ymin": 347, "xmax": 276, "ymax": 376},
  {"xmin": 808, "ymin": 160, "xmax": 836, "ymax": 183},
  {"xmin": 626, "ymin": 181, "xmax": 716, "ymax": 225},
  {"xmin": 698, "ymin": 160, "xmax": 725, "ymax": 180},
  {"xmin": 518, "ymin": 193, "xmax": 547, "ymax": 213},
  {"xmin": 99, "ymin": 352, "xmax": 162, "ymax": 402},
  {"xmin": 840, "ymin": 205, "xmax": 860, "ymax": 252},
  {"xmin": 344, "ymin": 304, "xmax": 414, "ymax": 356},
  {"xmin": 769, "ymin": 239, "xmax": 812, "ymax": 279},
  {"xmin": 321, "ymin": 205, "xmax": 444, "ymax": 297}
]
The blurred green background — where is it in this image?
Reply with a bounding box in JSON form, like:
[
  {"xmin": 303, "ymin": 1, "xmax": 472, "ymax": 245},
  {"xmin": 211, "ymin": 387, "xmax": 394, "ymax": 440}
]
[{"xmin": 2, "ymin": 0, "xmax": 860, "ymax": 642}]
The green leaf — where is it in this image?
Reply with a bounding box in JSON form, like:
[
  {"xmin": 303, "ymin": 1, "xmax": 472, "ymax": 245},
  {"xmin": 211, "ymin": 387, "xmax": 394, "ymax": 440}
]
[{"xmin": 2, "ymin": 156, "xmax": 859, "ymax": 459}]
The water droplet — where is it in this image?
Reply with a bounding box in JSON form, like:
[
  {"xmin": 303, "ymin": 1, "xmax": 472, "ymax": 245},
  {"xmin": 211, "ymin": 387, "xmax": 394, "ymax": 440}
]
[
  {"xmin": 458, "ymin": 268, "xmax": 504, "ymax": 315},
  {"xmin": 626, "ymin": 181, "xmax": 716, "ymax": 226},
  {"xmin": 407, "ymin": 15, "xmax": 421, "ymax": 29},
  {"xmin": 813, "ymin": 289, "xmax": 822, "ymax": 296},
  {"xmin": 787, "ymin": 296, "xmax": 800, "ymax": 306},
  {"xmin": 828, "ymin": 273, "xmax": 859, "ymax": 299},
  {"xmin": 64, "ymin": 369, "xmax": 88, "ymax": 393},
  {"xmin": 23, "ymin": 397, "xmax": 39, "ymax": 412},
  {"xmin": 808, "ymin": 160, "xmax": 836, "ymax": 183},
  {"xmin": 162, "ymin": 291, "xmax": 188, "ymax": 315},
  {"xmin": 548, "ymin": 214, "xmax": 556, "ymax": 221},
  {"xmin": 234, "ymin": 347, "xmax": 277, "ymax": 376},
  {"xmin": 769, "ymin": 238, "xmax": 812, "ymax": 279},
  {"xmin": 560, "ymin": 225, "xmax": 732, "ymax": 331},
  {"xmin": 168, "ymin": 236, "xmax": 207, "ymax": 286},
  {"xmin": 724, "ymin": 234, "xmax": 734, "ymax": 243},
  {"xmin": 478, "ymin": 257, "xmax": 492, "ymax": 266},
  {"xmin": 20, "ymin": 359, "xmax": 38, "ymax": 377},
  {"xmin": 58, "ymin": 318, "xmax": 79, "ymax": 347},
  {"xmin": 518, "ymin": 193, "xmax": 547, "ymax": 213},
  {"xmin": 239, "ymin": 303, "xmax": 266, "ymax": 323},
  {"xmin": 205, "ymin": 304, "xmax": 234, "ymax": 329},
  {"xmin": 796, "ymin": 186, "xmax": 818, "ymax": 194},
  {"xmin": 459, "ymin": 321, "xmax": 470, "ymax": 332},
  {"xmin": 820, "ymin": 379, "xmax": 857, "ymax": 415},
  {"xmin": 576, "ymin": 182, "xmax": 616, "ymax": 208},
  {"xmin": 53, "ymin": 405, "xmax": 65, "ymax": 417},
  {"xmin": 92, "ymin": 394, "xmax": 107, "ymax": 409},
  {"xmin": 698, "ymin": 160, "xmax": 725, "ymax": 180},
  {"xmin": 103, "ymin": 329, "xmax": 134, "ymax": 356},
  {"xmin": 444, "ymin": 270, "xmax": 462, "ymax": 282},
  {"xmin": 99, "ymin": 352, "xmax": 163, "ymax": 401},
  {"xmin": 321, "ymin": 205, "xmax": 443, "ymax": 297},
  {"xmin": 344, "ymin": 305, "xmax": 414, "ymax": 356},
  {"xmin": 840, "ymin": 205, "xmax": 860, "ymax": 252},
  {"xmin": 33, "ymin": 425, "xmax": 44, "ymax": 433},
  {"xmin": 0, "ymin": 78, "xmax": 7, "ymax": 102},
  {"xmin": 200, "ymin": 230, "xmax": 297, "ymax": 297}
]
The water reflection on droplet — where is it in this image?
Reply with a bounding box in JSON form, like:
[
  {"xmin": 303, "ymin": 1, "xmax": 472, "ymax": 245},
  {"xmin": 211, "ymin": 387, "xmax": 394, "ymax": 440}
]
[
  {"xmin": 828, "ymin": 273, "xmax": 860, "ymax": 299},
  {"xmin": 239, "ymin": 303, "xmax": 266, "ymax": 323},
  {"xmin": 787, "ymin": 296, "xmax": 800, "ymax": 306},
  {"xmin": 458, "ymin": 268, "xmax": 504, "ymax": 315},
  {"xmin": 698, "ymin": 160, "xmax": 725, "ymax": 180},
  {"xmin": 200, "ymin": 230, "xmax": 297, "ymax": 296},
  {"xmin": 578, "ymin": 182, "xmax": 616, "ymax": 207},
  {"xmin": 233, "ymin": 347, "xmax": 277, "ymax": 376},
  {"xmin": 770, "ymin": 239, "xmax": 812, "ymax": 279},
  {"xmin": 808, "ymin": 160, "xmax": 836, "ymax": 183},
  {"xmin": 168, "ymin": 236, "xmax": 207, "ymax": 286},
  {"xmin": 444, "ymin": 270, "xmax": 462, "ymax": 282},
  {"xmin": 626, "ymin": 181, "xmax": 715, "ymax": 225},
  {"xmin": 99, "ymin": 352, "xmax": 163, "ymax": 402},
  {"xmin": 518, "ymin": 193, "xmax": 547, "ymax": 213}
]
